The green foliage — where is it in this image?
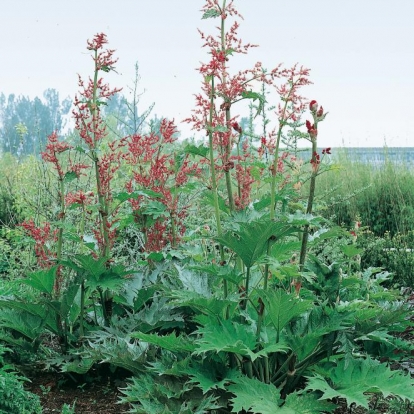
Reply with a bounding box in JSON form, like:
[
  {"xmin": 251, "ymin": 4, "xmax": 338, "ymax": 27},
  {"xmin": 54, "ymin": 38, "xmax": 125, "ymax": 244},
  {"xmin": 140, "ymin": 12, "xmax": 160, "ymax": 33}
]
[
  {"xmin": 317, "ymin": 149, "xmax": 414, "ymax": 236},
  {"xmin": 359, "ymin": 230, "xmax": 414, "ymax": 287},
  {"xmin": 306, "ymin": 357, "xmax": 414, "ymax": 409},
  {"xmin": 60, "ymin": 401, "xmax": 76, "ymax": 414},
  {"xmin": 0, "ymin": 345, "xmax": 42, "ymax": 414},
  {"xmin": 193, "ymin": 317, "xmax": 289, "ymax": 361},
  {"xmin": 261, "ymin": 289, "xmax": 313, "ymax": 338},
  {"xmin": 216, "ymin": 219, "xmax": 296, "ymax": 269},
  {"xmin": 120, "ymin": 373, "xmax": 222, "ymax": 413},
  {"xmin": 228, "ymin": 376, "xmax": 335, "ymax": 413}
]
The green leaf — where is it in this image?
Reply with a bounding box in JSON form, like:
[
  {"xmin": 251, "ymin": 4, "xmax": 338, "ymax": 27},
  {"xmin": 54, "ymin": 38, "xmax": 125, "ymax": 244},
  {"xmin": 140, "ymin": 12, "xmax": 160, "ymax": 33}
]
[
  {"xmin": 228, "ymin": 375, "xmax": 281, "ymax": 413},
  {"xmin": 202, "ymin": 190, "xmax": 229, "ymax": 214},
  {"xmin": 260, "ymin": 289, "xmax": 313, "ymax": 338},
  {"xmin": 241, "ymin": 91, "xmax": 266, "ymax": 118},
  {"xmin": 340, "ymin": 244, "xmax": 363, "ymax": 258},
  {"xmin": 184, "ymin": 365, "xmax": 237, "ymax": 394},
  {"xmin": 60, "ymin": 283, "xmax": 81, "ymax": 319},
  {"xmin": 0, "ymin": 308, "xmax": 44, "ymax": 341},
  {"xmin": 194, "ymin": 319, "xmax": 255, "ymax": 357},
  {"xmin": 271, "ymin": 240, "xmax": 302, "ymax": 262},
  {"xmin": 142, "ymin": 200, "xmax": 167, "ymax": 219},
  {"xmin": 74, "ymin": 145, "xmax": 86, "ymax": 154},
  {"xmin": 193, "ymin": 318, "xmax": 286, "ymax": 362},
  {"xmin": 253, "ymin": 196, "xmax": 271, "ymax": 211},
  {"xmin": 305, "ymin": 357, "xmax": 414, "ymax": 409},
  {"xmin": 287, "ymin": 211, "xmax": 323, "ymax": 226},
  {"xmin": 184, "ymin": 144, "xmax": 209, "ymax": 158},
  {"xmin": 280, "ymin": 392, "xmax": 336, "ymax": 413},
  {"xmin": 201, "ymin": 9, "xmax": 221, "ymax": 19},
  {"xmin": 174, "ymin": 265, "xmax": 211, "ymax": 296},
  {"xmin": 171, "ymin": 291, "xmax": 238, "ymax": 319},
  {"xmin": 216, "ymin": 220, "xmax": 295, "ymax": 269},
  {"xmin": 61, "ymin": 357, "xmax": 95, "ymax": 374},
  {"xmin": 21, "ymin": 266, "xmax": 57, "ymax": 295},
  {"xmin": 131, "ymin": 332, "xmax": 195, "ymax": 353},
  {"xmin": 114, "ymin": 189, "xmax": 162, "ymax": 202},
  {"xmin": 62, "ymin": 255, "xmax": 127, "ymax": 292},
  {"xmin": 146, "ymin": 252, "xmax": 164, "ymax": 262},
  {"xmin": 64, "ymin": 171, "xmax": 78, "ymax": 183}
]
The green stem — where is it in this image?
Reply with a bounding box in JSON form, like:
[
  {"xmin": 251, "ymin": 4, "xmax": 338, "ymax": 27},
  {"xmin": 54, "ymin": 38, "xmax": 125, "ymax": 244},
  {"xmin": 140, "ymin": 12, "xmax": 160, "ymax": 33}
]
[
  {"xmin": 299, "ymin": 137, "xmax": 318, "ymax": 268},
  {"xmin": 170, "ymin": 192, "xmax": 179, "ymax": 249},
  {"xmin": 79, "ymin": 280, "xmax": 85, "ymax": 338},
  {"xmin": 98, "ymin": 287, "xmax": 110, "ymax": 327},
  {"xmin": 208, "ymin": 76, "xmax": 227, "ymax": 299},
  {"xmin": 90, "ymin": 48, "xmax": 111, "ymax": 260},
  {"xmin": 220, "ymin": 0, "xmax": 235, "ymax": 212},
  {"xmin": 54, "ymin": 177, "xmax": 65, "ymax": 298},
  {"xmin": 240, "ymin": 266, "xmax": 251, "ymax": 310},
  {"xmin": 269, "ymin": 109, "xmax": 287, "ymax": 220}
]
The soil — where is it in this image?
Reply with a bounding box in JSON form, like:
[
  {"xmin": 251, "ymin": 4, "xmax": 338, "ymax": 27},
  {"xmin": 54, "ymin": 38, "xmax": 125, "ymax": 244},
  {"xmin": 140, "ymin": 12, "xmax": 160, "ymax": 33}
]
[{"xmin": 25, "ymin": 370, "xmax": 130, "ymax": 414}]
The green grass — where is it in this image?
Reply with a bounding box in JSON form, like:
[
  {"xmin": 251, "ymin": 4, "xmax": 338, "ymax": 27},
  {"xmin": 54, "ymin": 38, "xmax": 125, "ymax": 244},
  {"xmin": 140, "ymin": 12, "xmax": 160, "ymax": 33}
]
[{"xmin": 316, "ymin": 147, "xmax": 414, "ymax": 236}]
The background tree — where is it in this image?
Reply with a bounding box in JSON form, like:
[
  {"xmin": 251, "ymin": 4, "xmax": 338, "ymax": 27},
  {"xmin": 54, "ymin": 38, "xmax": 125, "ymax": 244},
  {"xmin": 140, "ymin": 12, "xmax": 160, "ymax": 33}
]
[{"xmin": 0, "ymin": 89, "xmax": 71, "ymax": 157}]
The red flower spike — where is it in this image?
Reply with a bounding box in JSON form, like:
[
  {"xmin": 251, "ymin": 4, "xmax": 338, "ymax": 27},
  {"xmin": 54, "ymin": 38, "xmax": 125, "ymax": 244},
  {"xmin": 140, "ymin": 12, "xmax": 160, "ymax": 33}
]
[{"xmin": 20, "ymin": 219, "xmax": 58, "ymax": 268}]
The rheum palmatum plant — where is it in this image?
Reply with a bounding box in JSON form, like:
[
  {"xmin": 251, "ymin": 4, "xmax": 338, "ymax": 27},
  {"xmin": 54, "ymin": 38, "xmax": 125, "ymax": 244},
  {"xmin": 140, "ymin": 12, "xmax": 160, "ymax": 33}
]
[
  {"xmin": 72, "ymin": 33, "xmax": 125, "ymax": 260},
  {"xmin": 185, "ymin": 1, "xmax": 311, "ymax": 216}
]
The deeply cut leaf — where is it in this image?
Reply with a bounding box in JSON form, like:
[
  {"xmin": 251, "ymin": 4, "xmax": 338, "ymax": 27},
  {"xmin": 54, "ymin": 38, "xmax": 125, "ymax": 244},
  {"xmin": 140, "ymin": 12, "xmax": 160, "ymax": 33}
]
[
  {"xmin": 305, "ymin": 357, "xmax": 414, "ymax": 409},
  {"xmin": 216, "ymin": 220, "xmax": 295, "ymax": 268}
]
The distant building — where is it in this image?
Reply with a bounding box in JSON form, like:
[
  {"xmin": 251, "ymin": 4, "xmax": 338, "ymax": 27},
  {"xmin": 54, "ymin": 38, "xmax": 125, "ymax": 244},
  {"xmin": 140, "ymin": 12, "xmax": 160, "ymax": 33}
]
[{"xmin": 296, "ymin": 147, "xmax": 414, "ymax": 167}]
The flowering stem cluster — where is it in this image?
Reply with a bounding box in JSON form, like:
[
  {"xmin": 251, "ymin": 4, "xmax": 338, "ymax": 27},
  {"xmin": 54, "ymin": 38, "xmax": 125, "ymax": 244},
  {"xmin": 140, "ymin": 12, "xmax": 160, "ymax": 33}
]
[{"xmin": 73, "ymin": 33, "xmax": 123, "ymax": 261}]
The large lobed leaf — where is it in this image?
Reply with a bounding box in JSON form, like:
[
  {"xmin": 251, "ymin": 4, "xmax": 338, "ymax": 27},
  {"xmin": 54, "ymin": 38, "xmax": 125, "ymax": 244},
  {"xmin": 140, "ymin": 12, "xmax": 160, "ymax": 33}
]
[
  {"xmin": 20, "ymin": 266, "xmax": 57, "ymax": 295},
  {"xmin": 216, "ymin": 219, "xmax": 296, "ymax": 268},
  {"xmin": 305, "ymin": 357, "xmax": 414, "ymax": 409},
  {"xmin": 193, "ymin": 318, "xmax": 288, "ymax": 361},
  {"xmin": 228, "ymin": 376, "xmax": 334, "ymax": 413},
  {"xmin": 131, "ymin": 332, "xmax": 195, "ymax": 353},
  {"xmin": 260, "ymin": 289, "xmax": 313, "ymax": 337}
]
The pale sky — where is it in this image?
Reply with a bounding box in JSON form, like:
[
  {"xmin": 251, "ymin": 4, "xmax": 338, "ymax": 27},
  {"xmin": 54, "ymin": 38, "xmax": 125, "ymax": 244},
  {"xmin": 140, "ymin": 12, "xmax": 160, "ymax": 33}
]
[{"xmin": 1, "ymin": 0, "xmax": 414, "ymax": 147}]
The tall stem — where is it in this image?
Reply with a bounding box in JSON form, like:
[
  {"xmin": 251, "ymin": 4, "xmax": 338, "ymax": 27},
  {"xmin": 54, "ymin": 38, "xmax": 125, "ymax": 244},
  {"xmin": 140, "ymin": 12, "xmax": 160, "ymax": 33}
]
[
  {"xmin": 220, "ymin": 0, "xmax": 235, "ymax": 211},
  {"xmin": 55, "ymin": 177, "xmax": 65, "ymax": 296},
  {"xmin": 269, "ymin": 101, "xmax": 289, "ymax": 220},
  {"xmin": 91, "ymin": 49, "xmax": 111, "ymax": 260},
  {"xmin": 208, "ymin": 76, "xmax": 227, "ymax": 299},
  {"xmin": 299, "ymin": 137, "xmax": 318, "ymax": 268}
]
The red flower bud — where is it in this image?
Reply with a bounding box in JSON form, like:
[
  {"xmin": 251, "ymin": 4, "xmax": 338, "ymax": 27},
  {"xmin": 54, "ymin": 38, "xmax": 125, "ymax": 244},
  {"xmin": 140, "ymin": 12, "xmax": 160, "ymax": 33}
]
[
  {"xmin": 306, "ymin": 120, "xmax": 318, "ymax": 139},
  {"xmin": 223, "ymin": 161, "xmax": 235, "ymax": 172},
  {"xmin": 322, "ymin": 147, "xmax": 331, "ymax": 155},
  {"xmin": 309, "ymin": 100, "xmax": 318, "ymax": 112},
  {"xmin": 317, "ymin": 106, "xmax": 324, "ymax": 117},
  {"xmin": 231, "ymin": 122, "xmax": 242, "ymax": 134}
]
